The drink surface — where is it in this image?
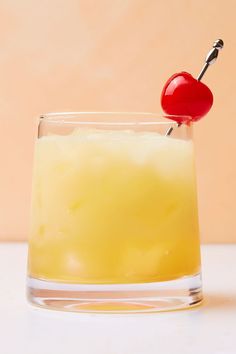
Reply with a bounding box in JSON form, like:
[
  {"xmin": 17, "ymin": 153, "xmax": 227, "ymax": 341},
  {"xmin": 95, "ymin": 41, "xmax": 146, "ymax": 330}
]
[{"xmin": 28, "ymin": 128, "xmax": 200, "ymax": 284}]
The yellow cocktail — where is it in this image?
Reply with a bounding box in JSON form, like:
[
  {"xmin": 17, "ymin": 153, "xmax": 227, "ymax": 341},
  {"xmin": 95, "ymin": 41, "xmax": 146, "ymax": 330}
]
[
  {"xmin": 28, "ymin": 125, "xmax": 200, "ymax": 284},
  {"xmin": 27, "ymin": 112, "xmax": 202, "ymax": 312}
]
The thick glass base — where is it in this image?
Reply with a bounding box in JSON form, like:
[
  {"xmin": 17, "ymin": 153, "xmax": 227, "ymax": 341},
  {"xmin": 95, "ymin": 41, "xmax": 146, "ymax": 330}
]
[{"xmin": 27, "ymin": 273, "xmax": 202, "ymax": 313}]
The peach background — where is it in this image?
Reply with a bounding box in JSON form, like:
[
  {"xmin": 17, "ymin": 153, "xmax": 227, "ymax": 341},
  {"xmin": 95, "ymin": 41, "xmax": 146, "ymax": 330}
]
[{"xmin": 0, "ymin": 0, "xmax": 235, "ymax": 242}]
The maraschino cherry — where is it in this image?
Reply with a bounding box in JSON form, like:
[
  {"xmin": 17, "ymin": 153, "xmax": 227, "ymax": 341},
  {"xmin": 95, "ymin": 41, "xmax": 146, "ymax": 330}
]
[
  {"xmin": 161, "ymin": 72, "xmax": 213, "ymax": 123},
  {"xmin": 161, "ymin": 39, "xmax": 224, "ymax": 134}
]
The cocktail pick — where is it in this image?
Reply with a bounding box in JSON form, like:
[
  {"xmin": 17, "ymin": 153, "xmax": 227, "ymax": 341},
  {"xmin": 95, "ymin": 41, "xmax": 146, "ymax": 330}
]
[
  {"xmin": 197, "ymin": 39, "xmax": 224, "ymax": 80},
  {"xmin": 165, "ymin": 39, "xmax": 224, "ymax": 136}
]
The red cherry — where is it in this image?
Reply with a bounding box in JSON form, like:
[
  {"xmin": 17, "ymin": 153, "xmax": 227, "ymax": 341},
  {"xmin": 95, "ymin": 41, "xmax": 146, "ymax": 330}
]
[{"xmin": 161, "ymin": 72, "xmax": 213, "ymax": 123}]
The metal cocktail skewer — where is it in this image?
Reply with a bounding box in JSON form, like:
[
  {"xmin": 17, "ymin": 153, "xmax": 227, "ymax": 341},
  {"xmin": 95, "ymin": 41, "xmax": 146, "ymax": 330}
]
[
  {"xmin": 166, "ymin": 39, "xmax": 224, "ymax": 136},
  {"xmin": 197, "ymin": 39, "xmax": 224, "ymax": 80}
]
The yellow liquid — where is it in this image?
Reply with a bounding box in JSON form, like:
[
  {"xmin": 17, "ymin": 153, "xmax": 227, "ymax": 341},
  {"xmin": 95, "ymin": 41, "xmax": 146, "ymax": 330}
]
[{"xmin": 28, "ymin": 129, "xmax": 200, "ymax": 284}]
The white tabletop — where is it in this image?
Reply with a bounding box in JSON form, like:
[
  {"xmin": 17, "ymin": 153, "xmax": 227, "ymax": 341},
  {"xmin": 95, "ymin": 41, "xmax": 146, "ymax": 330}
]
[{"xmin": 0, "ymin": 243, "xmax": 235, "ymax": 354}]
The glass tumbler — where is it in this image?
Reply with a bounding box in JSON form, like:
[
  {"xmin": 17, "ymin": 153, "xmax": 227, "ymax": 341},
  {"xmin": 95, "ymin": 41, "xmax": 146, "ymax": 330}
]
[{"xmin": 27, "ymin": 112, "xmax": 202, "ymax": 313}]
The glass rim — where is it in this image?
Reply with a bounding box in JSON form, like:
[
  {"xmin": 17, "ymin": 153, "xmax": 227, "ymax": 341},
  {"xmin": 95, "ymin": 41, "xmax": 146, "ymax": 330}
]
[{"xmin": 39, "ymin": 111, "xmax": 191, "ymax": 126}]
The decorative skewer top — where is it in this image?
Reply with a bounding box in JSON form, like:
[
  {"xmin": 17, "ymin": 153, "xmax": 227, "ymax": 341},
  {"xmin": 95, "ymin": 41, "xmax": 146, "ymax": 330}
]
[{"xmin": 197, "ymin": 39, "xmax": 224, "ymax": 81}]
